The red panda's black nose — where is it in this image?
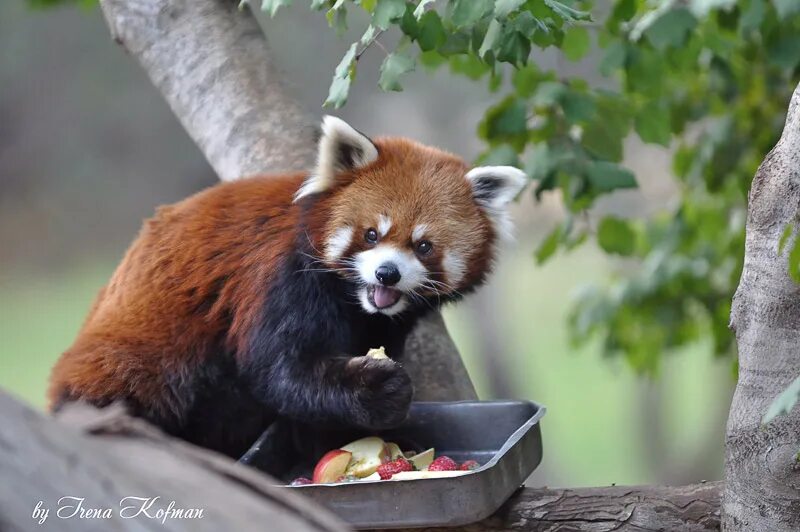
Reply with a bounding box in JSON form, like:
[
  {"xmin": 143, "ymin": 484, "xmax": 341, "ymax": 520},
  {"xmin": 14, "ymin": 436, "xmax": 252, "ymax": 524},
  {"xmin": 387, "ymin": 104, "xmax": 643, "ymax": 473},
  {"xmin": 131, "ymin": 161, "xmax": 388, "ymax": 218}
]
[{"xmin": 375, "ymin": 263, "xmax": 401, "ymax": 286}]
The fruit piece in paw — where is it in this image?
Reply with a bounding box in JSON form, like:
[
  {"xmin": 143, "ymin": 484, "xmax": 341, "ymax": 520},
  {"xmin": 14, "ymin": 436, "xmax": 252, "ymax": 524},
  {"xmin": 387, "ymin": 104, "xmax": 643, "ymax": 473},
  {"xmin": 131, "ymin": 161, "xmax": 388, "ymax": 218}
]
[
  {"xmin": 341, "ymin": 436, "xmax": 390, "ymax": 478},
  {"xmin": 390, "ymin": 470, "xmax": 469, "ymax": 481},
  {"xmin": 376, "ymin": 458, "xmax": 414, "ymax": 480},
  {"xmin": 459, "ymin": 460, "xmax": 480, "ymax": 471},
  {"xmin": 290, "ymin": 477, "xmax": 313, "ymax": 486},
  {"xmin": 407, "ymin": 448, "xmax": 435, "ymax": 470},
  {"xmin": 366, "ymin": 346, "xmax": 389, "ymax": 360},
  {"xmin": 427, "ymin": 455, "xmax": 458, "ymax": 471},
  {"xmin": 312, "ymin": 450, "xmax": 353, "ymax": 484}
]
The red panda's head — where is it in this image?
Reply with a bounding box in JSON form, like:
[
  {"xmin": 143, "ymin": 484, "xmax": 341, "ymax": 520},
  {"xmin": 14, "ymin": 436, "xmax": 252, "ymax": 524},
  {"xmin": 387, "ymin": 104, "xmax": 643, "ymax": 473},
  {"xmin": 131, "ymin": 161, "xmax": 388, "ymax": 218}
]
[{"xmin": 296, "ymin": 116, "xmax": 526, "ymax": 316}]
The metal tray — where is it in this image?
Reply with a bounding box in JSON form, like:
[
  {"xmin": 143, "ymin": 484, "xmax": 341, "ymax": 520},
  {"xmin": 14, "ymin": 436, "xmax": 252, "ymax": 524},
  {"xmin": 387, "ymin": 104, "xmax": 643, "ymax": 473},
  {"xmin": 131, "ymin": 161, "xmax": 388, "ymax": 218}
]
[{"xmin": 242, "ymin": 400, "xmax": 545, "ymax": 529}]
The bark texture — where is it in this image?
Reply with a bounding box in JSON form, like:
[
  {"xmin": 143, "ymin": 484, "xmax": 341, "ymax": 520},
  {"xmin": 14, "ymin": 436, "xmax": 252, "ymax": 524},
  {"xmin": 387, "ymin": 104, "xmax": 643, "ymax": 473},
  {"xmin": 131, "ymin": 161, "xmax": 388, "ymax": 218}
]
[
  {"xmin": 98, "ymin": 0, "xmax": 477, "ymax": 402},
  {"xmin": 725, "ymin": 82, "xmax": 800, "ymax": 531},
  {"xmin": 395, "ymin": 482, "xmax": 722, "ymax": 532},
  {"xmin": 0, "ymin": 391, "xmax": 347, "ymax": 532}
]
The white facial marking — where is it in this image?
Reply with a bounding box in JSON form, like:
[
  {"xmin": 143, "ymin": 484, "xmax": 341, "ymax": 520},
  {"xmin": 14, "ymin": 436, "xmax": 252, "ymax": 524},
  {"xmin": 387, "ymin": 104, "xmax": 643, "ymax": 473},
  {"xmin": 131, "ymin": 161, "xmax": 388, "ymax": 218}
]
[
  {"xmin": 325, "ymin": 226, "xmax": 353, "ymax": 261},
  {"xmin": 354, "ymin": 245, "xmax": 427, "ymax": 314},
  {"xmin": 442, "ymin": 250, "xmax": 467, "ymax": 287},
  {"xmin": 378, "ymin": 215, "xmax": 393, "ymax": 237},
  {"xmin": 412, "ymin": 224, "xmax": 428, "ymax": 242}
]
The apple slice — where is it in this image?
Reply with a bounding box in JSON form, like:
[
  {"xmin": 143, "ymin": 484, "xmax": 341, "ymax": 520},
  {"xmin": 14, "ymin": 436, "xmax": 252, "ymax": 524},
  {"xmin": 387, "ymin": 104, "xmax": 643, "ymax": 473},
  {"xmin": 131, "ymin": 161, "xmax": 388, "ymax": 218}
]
[
  {"xmin": 366, "ymin": 346, "xmax": 389, "ymax": 360},
  {"xmin": 341, "ymin": 436, "xmax": 390, "ymax": 478},
  {"xmin": 312, "ymin": 449, "xmax": 352, "ymax": 484},
  {"xmin": 390, "ymin": 470, "xmax": 469, "ymax": 481},
  {"xmin": 407, "ymin": 448, "xmax": 435, "ymax": 470},
  {"xmin": 385, "ymin": 442, "xmax": 404, "ymax": 461}
]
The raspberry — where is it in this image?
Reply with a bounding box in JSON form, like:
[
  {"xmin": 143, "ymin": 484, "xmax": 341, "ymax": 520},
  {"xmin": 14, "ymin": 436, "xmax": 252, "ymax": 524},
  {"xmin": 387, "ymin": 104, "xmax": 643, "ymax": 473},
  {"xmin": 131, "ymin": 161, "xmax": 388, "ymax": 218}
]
[
  {"xmin": 459, "ymin": 460, "xmax": 480, "ymax": 471},
  {"xmin": 428, "ymin": 456, "xmax": 458, "ymax": 471},
  {"xmin": 376, "ymin": 458, "xmax": 414, "ymax": 480},
  {"xmin": 290, "ymin": 477, "xmax": 313, "ymax": 486}
]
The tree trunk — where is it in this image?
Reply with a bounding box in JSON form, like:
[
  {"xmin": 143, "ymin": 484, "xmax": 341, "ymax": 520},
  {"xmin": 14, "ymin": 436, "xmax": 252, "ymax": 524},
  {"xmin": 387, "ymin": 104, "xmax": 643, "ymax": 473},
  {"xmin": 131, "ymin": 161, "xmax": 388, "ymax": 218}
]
[
  {"xmin": 98, "ymin": 0, "xmax": 476, "ymax": 402},
  {"xmin": 725, "ymin": 82, "xmax": 800, "ymax": 530}
]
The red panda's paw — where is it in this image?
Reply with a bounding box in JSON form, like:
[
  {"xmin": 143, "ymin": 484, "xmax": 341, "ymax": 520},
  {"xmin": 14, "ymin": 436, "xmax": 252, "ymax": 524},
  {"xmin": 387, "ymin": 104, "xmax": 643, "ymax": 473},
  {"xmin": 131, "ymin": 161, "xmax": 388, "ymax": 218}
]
[{"xmin": 344, "ymin": 356, "xmax": 413, "ymax": 430}]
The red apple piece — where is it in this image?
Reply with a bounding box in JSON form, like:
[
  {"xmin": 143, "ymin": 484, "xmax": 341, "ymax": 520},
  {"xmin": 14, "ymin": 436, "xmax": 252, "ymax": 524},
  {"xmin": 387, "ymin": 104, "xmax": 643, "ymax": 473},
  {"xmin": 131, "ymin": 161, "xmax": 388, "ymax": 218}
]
[
  {"xmin": 312, "ymin": 449, "xmax": 353, "ymax": 484},
  {"xmin": 341, "ymin": 436, "xmax": 390, "ymax": 478}
]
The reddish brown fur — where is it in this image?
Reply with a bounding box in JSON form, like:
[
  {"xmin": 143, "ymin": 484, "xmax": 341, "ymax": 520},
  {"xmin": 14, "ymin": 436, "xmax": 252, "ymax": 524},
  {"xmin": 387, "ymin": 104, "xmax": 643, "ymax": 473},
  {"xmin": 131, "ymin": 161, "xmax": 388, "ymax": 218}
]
[
  {"xmin": 308, "ymin": 137, "xmax": 496, "ymax": 290},
  {"xmin": 48, "ymin": 137, "xmax": 496, "ymax": 421},
  {"xmin": 48, "ymin": 174, "xmax": 304, "ymax": 414}
]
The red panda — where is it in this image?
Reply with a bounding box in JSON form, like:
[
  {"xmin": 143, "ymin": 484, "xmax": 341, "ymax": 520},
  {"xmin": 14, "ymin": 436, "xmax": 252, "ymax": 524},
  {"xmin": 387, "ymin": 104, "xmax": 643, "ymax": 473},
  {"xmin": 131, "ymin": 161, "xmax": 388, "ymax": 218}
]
[{"xmin": 48, "ymin": 116, "xmax": 526, "ymax": 461}]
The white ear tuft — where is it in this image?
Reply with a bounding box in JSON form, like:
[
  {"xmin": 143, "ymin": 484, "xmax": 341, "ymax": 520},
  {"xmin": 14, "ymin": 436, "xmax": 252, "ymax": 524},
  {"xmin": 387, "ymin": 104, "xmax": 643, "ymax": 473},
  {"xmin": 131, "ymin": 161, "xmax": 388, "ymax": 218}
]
[
  {"xmin": 294, "ymin": 116, "xmax": 379, "ymax": 202},
  {"xmin": 465, "ymin": 166, "xmax": 527, "ymax": 239}
]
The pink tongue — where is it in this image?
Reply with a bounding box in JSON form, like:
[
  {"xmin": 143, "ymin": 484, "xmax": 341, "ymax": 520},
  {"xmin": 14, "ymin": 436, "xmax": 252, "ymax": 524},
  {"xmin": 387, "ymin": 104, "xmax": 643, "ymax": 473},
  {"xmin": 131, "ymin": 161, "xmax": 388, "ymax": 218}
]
[{"xmin": 373, "ymin": 286, "xmax": 401, "ymax": 308}]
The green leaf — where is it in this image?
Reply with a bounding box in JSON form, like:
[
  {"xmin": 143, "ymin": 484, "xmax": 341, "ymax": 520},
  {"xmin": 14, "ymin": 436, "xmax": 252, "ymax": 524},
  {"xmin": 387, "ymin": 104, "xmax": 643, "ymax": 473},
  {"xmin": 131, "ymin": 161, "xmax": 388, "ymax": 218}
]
[
  {"xmin": 417, "ymin": 11, "xmax": 447, "ymax": 51},
  {"xmin": 643, "ymin": 8, "xmax": 697, "ymax": 51},
  {"xmin": 360, "ymin": 24, "xmax": 377, "ymax": 45},
  {"xmin": 326, "ymin": 4, "xmax": 348, "ymax": 35},
  {"xmin": 740, "ymin": 0, "xmax": 765, "ymax": 32},
  {"xmin": 562, "ymin": 26, "xmax": 591, "ymax": 61},
  {"xmin": 535, "ymin": 224, "xmax": 564, "ymax": 264},
  {"xmin": 586, "ymin": 161, "xmax": 637, "ymax": 192},
  {"xmin": 479, "ymin": 19, "xmax": 503, "ymax": 59},
  {"xmin": 561, "ymin": 89, "xmax": 596, "ymax": 123},
  {"xmin": 360, "ymin": 0, "xmax": 377, "ymax": 12},
  {"xmin": 544, "ymin": 0, "xmax": 591, "ymax": 22},
  {"xmin": 414, "ymin": 0, "xmax": 435, "ymax": 19},
  {"xmin": 779, "ymin": 223, "xmax": 794, "ymax": 254},
  {"xmin": 324, "ymin": 43, "xmax": 358, "ymax": 108},
  {"xmin": 479, "ymin": 97, "xmax": 528, "ymax": 149},
  {"xmin": 262, "ymin": 0, "xmax": 292, "ymax": 16},
  {"xmin": 769, "ymin": 35, "xmax": 800, "ymax": 70},
  {"xmin": 495, "ymin": 0, "xmax": 526, "ymax": 18},
  {"xmin": 635, "ymin": 102, "xmax": 672, "ymax": 146},
  {"xmin": 773, "ymin": 0, "xmax": 800, "ymax": 17},
  {"xmin": 496, "ymin": 29, "xmax": 531, "ymax": 66},
  {"xmin": 599, "ymin": 41, "xmax": 627, "ymax": 75},
  {"xmin": 763, "ymin": 375, "xmax": 800, "ymax": 424},
  {"xmin": 512, "ymin": 65, "xmax": 543, "ymax": 98},
  {"xmin": 447, "ymin": 0, "xmax": 493, "ymax": 28},
  {"xmin": 597, "ymin": 216, "xmax": 636, "ymax": 256},
  {"xmin": 379, "ymin": 51, "xmax": 416, "ymax": 91},
  {"xmin": 789, "ymin": 235, "xmax": 800, "ymax": 283},
  {"xmin": 373, "ymin": 0, "xmax": 406, "ymax": 29},
  {"xmin": 583, "ymin": 123, "xmax": 623, "ymax": 161}
]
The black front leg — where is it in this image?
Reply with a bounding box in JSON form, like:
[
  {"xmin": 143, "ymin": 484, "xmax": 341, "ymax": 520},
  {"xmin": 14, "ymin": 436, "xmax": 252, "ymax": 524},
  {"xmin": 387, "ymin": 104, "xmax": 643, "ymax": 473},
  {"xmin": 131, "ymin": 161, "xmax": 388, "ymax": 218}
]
[{"xmin": 249, "ymin": 353, "xmax": 414, "ymax": 431}]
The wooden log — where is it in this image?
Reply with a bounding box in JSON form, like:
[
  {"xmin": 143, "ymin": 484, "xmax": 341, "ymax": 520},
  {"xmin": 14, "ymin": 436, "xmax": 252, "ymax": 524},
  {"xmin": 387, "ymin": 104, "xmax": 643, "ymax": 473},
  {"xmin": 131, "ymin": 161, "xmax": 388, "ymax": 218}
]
[
  {"xmin": 0, "ymin": 390, "xmax": 347, "ymax": 532},
  {"xmin": 393, "ymin": 482, "xmax": 722, "ymax": 532}
]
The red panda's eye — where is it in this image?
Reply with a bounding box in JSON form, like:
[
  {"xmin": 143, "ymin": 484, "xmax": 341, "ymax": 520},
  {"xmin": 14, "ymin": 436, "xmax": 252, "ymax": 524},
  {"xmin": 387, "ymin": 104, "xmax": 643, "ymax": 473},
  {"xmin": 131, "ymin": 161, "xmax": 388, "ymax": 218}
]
[
  {"xmin": 416, "ymin": 240, "xmax": 433, "ymax": 255},
  {"xmin": 365, "ymin": 228, "xmax": 379, "ymax": 244}
]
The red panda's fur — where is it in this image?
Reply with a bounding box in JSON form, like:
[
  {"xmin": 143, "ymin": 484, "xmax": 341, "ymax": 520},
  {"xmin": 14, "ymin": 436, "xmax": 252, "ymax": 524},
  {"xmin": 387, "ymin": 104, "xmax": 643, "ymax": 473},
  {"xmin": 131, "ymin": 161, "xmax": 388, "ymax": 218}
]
[{"xmin": 48, "ymin": 126, "xmax": 525, "ymax": 464}]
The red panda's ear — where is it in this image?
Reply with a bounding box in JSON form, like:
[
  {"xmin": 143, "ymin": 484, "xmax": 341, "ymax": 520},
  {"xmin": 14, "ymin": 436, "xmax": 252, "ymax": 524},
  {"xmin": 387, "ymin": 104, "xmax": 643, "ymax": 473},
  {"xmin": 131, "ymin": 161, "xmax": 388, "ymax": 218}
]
[
  {"xmin": 465, "ymin": 166, "xmax": 527, "ymax": 239},
  {"xmin": 294, "ymin": 116, "xmax": 378, "ymax": 202}
]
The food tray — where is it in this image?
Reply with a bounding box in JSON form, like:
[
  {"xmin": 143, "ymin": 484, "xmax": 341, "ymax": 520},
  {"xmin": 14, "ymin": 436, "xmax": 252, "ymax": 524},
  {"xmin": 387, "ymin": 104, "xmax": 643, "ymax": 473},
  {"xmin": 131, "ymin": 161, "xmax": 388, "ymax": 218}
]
[{"xmin": 242, "ymin": 400, "xmax": 545, "ymax": 529}]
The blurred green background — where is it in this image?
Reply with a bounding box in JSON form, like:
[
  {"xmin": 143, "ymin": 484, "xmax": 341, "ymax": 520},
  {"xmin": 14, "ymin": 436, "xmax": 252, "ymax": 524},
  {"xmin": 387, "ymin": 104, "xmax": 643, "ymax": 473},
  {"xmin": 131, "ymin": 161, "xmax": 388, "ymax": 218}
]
[{"xmin": 0, "ymin": 1, "xmax": 733, "ymax": 488}]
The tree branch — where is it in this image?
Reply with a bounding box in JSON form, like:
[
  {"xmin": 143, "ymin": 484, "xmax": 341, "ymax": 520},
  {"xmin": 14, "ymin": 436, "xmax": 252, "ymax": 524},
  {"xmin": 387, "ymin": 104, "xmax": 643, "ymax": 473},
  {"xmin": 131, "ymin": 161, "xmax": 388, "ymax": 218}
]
[
  {"xmin": 394, "ymin": 482, "xmax": 722, "ymax": 532},
  {"xmin": 0, "ymin": 390, "xmax": 347, "ymax": 532}
]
